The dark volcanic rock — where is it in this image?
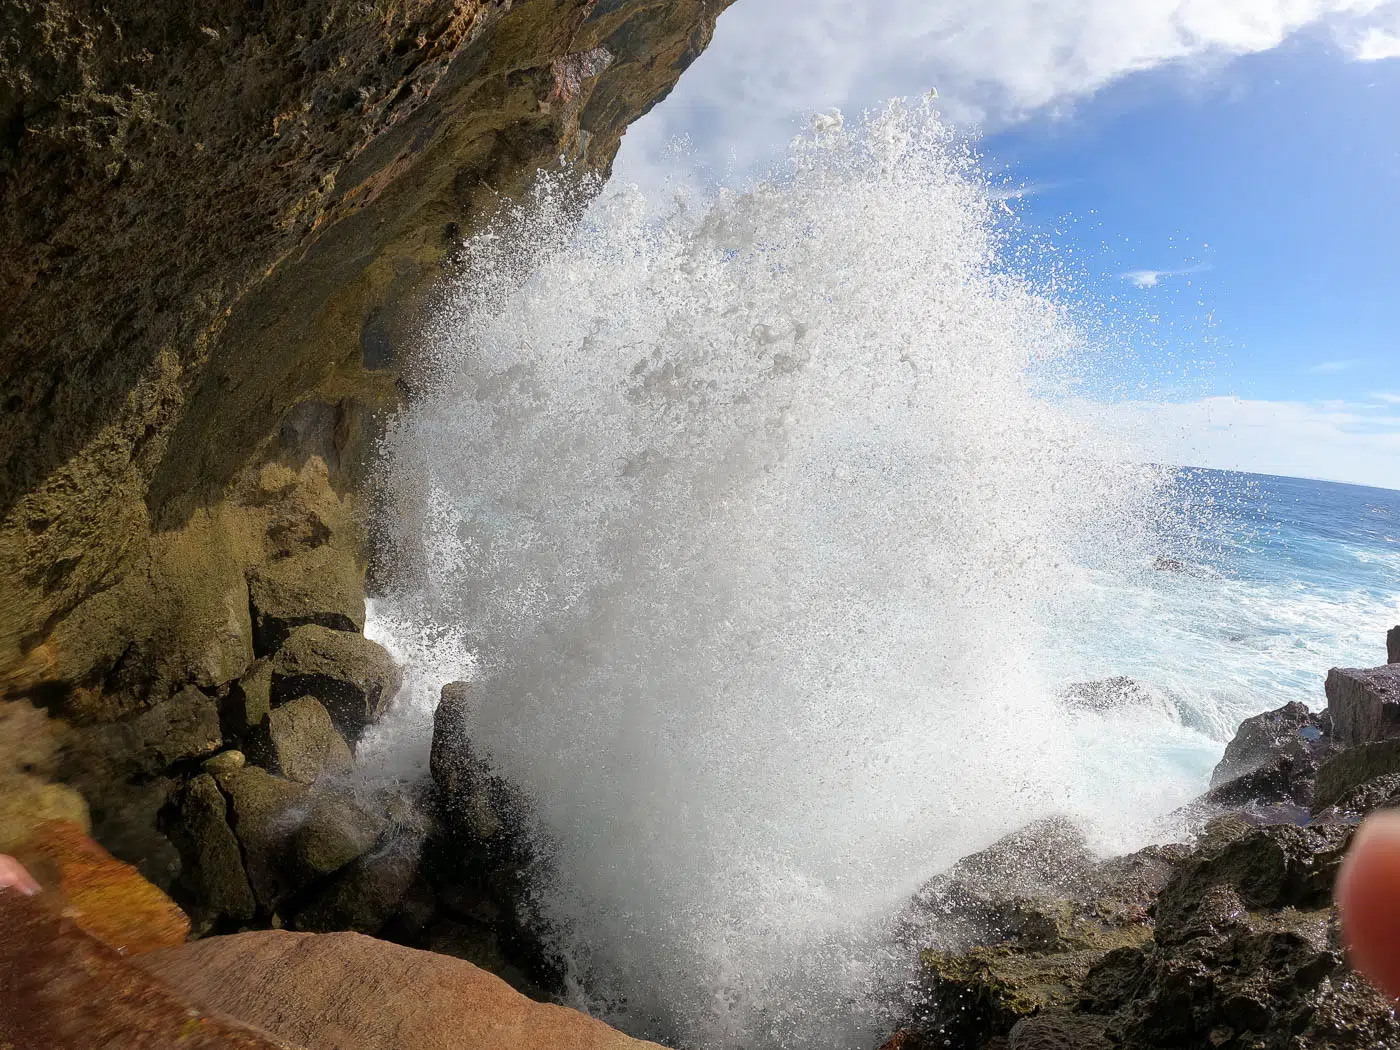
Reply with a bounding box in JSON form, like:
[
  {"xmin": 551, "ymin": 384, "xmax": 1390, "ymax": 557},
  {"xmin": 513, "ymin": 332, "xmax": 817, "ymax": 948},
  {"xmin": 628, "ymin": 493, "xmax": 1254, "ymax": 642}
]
[
  {"xmin": 430, "ymin": 681, "xmax": 527, "ymax": 842},
  {"xmin": 1390, "ymin": 626, "xmax": 1400, "ymax": 664},
  {"xmin": 165, "ymin": 773, "xmax": 257, "ymax": 931},
  {"xmin": 1210, "ymin": 701, "xmax": 1332, "ymax": 789},
  {"xmin": 1326, "ymin": 665, "xmax": 1400, "ymax": 746},
  {"xmin": 269, "ymin": 625, "xmax": 401, "ymax": 742},
  {"xmin": 1320, "ymin": 771, "xmax": 1400, "ymax": 818},
  {"xmin": 898, "ymin": 822, "xmax": 1186, "ymax": 1049},
  {"xmin": 1008, "ymin": 1013, "xmax": 1113, "ymax": 1050},
  {"xmin": 1152, "ymin": 823, "xmax": 1351, "ymax": 939},
  {"xmin": 247, "ymin": 545, "xmax": 366, "ymax": 656},
  {"xmin": 890, "ymin": 813, "xmax": 1395, "ymax": 1050},
  {"xmin": 252, "ymin": 695, "xmax": 355, "ymax": 785},
  {"xmin": 1314, "ymin": 738, "xmax": 1400, "ymax": 811}
]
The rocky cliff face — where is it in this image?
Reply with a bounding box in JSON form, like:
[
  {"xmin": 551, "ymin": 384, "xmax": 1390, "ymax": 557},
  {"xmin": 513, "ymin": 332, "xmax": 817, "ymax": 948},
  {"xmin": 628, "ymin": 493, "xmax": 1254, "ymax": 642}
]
[
  {"xmin": 0, "ymin": 0, "xmax": 732, "ymax": 954},
  {"xmin": 0, "ymin": 0, "xmax": 731, "ymax": 718}
]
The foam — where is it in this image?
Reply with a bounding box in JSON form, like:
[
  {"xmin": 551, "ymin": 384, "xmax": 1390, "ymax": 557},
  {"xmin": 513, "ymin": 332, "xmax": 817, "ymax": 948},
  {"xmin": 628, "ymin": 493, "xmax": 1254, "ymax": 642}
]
[{"xmin": 371, "ymin": 102, "xmax": 1187, "ymax": 1047}]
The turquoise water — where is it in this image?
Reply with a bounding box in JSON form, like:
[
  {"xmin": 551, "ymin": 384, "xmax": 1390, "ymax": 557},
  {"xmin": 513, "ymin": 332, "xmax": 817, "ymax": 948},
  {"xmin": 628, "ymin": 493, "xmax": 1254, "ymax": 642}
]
[{"xmin": 1044, "ymin": 468, "xmax": 1400, "ymax": 809}]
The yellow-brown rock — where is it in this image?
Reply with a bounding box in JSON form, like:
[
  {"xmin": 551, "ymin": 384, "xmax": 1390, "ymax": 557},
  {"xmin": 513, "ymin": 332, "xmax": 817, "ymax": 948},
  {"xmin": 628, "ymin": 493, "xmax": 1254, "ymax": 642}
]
[
  {"xmin": 138, "ymin": 929, "xmax": 662, "ymax": 1050},
  {"xmin": 0, "ymin": 891, "xmax": 291, "ymax": 1049},
  {"xmin": 13, "ymin": 820, "xmax": 191, "ymax": 955},
  {"xmin": 1, "ymin": 0, "xmax": 737, "ymax": 722}
]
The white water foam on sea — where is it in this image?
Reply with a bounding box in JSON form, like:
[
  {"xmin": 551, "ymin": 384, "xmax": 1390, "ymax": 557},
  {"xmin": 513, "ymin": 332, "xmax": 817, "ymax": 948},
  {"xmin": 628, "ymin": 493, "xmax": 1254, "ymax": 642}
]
[{"xmin": 363, "ymin": 103, "xmax": 1398, "ymax": 1047}]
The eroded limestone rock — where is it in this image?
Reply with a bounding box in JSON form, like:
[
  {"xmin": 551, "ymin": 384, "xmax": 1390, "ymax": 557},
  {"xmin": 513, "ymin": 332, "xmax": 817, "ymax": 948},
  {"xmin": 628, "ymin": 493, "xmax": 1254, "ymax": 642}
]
[
  {"xmin": 1325, "ymin": 665, "xmax": 1400, "ymax": 746},
  {"xmin": 253, "ymin": 695, "xmax": 354, "ymax": 785},
  {"xmin": 270, "ymin": 625, "xmax": 400, "ymax": 742},
  {"xmin": 165, "ymin": 774, "xmax": 257, "ymax": 932},
  {"xmin": 247, "ymin": 544, "xmax": 366, "ymax": 656}
]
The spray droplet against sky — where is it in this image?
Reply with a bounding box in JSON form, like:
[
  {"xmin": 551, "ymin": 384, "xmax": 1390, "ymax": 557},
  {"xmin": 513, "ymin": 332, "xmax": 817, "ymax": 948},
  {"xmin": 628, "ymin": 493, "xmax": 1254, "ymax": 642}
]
[{"xmin": 365, "ymin": 103, "xmax": 1400, "ymax": 1048}]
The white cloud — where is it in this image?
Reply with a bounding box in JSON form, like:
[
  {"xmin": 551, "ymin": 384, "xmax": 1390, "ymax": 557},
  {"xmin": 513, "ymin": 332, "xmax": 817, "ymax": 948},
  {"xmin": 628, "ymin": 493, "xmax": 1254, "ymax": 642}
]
[
  {"xmin": 1121, "ymin": 264, "xmax": 1210, "ymax": 288},
  {"xmin": 1371, "ymin": 391, "xmax": 1400, "ymax": 404},
  {"xmin": 1353, "ymin": 25, "xmax": 1400, "ymax": 57},
  {"xmin": 1093, "ymin": 396, "xmax": 1400, "ymax": 489},
  {"xmin": 1306, "ymin": 358, "xmax": 1361, "ymax": 373},
  {"xmin": 615, "ymin": 0, "xmax": 1400, "ymax": 184}
]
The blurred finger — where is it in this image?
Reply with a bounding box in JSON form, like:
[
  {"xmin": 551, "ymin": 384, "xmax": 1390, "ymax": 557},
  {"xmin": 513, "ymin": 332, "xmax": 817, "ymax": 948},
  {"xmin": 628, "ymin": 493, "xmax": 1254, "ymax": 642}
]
[
  {"xmin": 1337, "ymin": 810, "xmax": 1400, "ymax": 1000},
  {"xmin": 0, "ymin": 854, "xmax": 40, "ymax": 896}
]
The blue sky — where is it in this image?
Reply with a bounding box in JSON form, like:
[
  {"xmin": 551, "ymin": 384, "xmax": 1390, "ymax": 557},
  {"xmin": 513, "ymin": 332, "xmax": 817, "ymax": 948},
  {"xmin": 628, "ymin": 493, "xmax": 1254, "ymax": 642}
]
[{"xmin": 611, "ymin": 1, "xmax": 1400, "ymax": 488}]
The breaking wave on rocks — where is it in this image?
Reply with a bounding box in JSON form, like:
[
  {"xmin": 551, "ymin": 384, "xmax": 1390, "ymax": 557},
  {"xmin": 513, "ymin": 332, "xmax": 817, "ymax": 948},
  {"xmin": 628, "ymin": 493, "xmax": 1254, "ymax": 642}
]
[{"xmin": 370, "ymin": 103, "xmax": 1201, "ymax": 1047}]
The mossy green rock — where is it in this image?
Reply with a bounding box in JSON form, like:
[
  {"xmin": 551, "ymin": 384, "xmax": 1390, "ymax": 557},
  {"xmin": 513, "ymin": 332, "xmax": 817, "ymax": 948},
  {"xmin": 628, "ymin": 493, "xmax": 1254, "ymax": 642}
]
[
  {"xmin": 254, "ymin": 695, "xmax": 354, "ymax": 785},
  {"xmin": 166, "ymin": 773, "xmax": 256, "ymax": 931},
  {"xmin": 270, "ymin": 625, "xmax": 401, "ymax": 741},
  {"xmin": 217, "ymin": 765, "xmax": 383, "ymax": 912},
  {"xmin": 247, "ymin": 545, "xmax": 366, "ymax": 656}
]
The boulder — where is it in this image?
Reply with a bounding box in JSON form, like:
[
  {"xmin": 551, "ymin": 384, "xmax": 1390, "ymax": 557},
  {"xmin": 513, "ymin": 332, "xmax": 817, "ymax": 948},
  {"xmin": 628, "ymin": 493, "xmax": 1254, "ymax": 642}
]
[
  {"xmin": 136, "ymin": 930, "xmax": 664, "ymax": 1050},
  {"xmin": 164, "ymin": 775, "xmax": 257, "ymax": 931},
  {"xmin": 1313, "ymin": 737, "xmax": 1400, "ymax": 811},
  {"xmin": 902, "ymin": 818, "xmax": 1097, "ymax": 951},
  {"xmin": 247, "ymin": 545, "xmax": 366, "ymax": 656},
  {"xmin": 205, "ymin": 750, "xmax": 248, "ymax": 776},
  {"xmin": 270, "ymin": 626, "xmax": 401, "ymax": 741},
  {"xmin": 217, "ymin": 766, "xmax": 384, "ymax": 912},
  {"xmin": 1209, "ymin": 701, "xmax": 1331, "ymax": 789},
  {"xmin": 73, "ymin": 685, "xmax": 224, "ymax": 778},
  {"xmin": 431, "ymin": 682, "xmax": 501, "ymax": 840},
  {"xmin": 11, "ymin": 820, "xmax": 190, "ymax": 955},
  {"xmin": 1390, "ymin": 625, "xmax": 1400, "ymax": 664},
  {"xmin": 293, "ymin": 835, "xmax": 422, "ymax": 935},
  {"xmin": 1152, "ymin": 823, "xmax": 1351, "ymax": 942},
  {"xmin": 0, "ymin": 892, "xmax": 286, "ymax": 1050},
  {"xmin": 226, "ymin": 659, "xmax": 274, "ymax": 737},
  {"xmin": 253, "ymin": 696, "xmax": 354, "ymax": 785},
  {"xmin": 1325, "ymin": 665, "xmax": 1400, "ymax": 746}
]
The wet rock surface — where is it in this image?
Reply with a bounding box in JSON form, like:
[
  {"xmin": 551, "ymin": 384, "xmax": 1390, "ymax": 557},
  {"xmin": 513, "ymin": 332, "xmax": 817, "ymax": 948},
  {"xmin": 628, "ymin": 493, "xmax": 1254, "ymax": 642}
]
[
  {"xmin": 165, "ymin": 773, "xmax": 258, "ymax": 932},
  {"xmin": 1390, "ymin": 626, "xmax": 1399, "ymax": 664},
  {"xmin": 215, "ymin": 765, "xmax": 384, "ymax": 915},
  {"xmin": 884, "ymin": 642, "xmax": 1400, "ymax": 1050},
  {"xmin": 251, "ymin": 695, "xmax": 355, "ymax": 785},
  {"xmin": 247, "ymin": 546, "xmax": 366, "ymax": 657},
  {"xmin": 1326, "ymin": 665, "xmax": 1400, "ymax": 746},
  {"xmin": 269, "ymin": 626, "xmax": 401, "ymax": 743}
]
